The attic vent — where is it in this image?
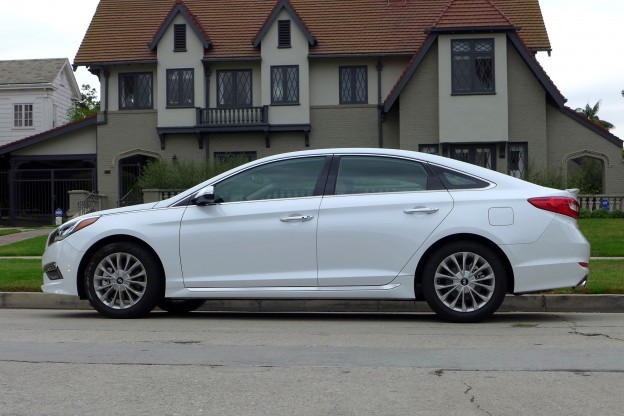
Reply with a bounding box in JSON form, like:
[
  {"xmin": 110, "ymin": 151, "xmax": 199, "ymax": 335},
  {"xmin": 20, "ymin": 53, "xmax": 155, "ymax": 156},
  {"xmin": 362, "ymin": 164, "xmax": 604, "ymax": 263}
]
[
  {"xmin": 174, "ymin": 24, "xmax": 187, "ymax": 51},
  {"xmin": 278, "ymin": 20, "xmax": 291, "ymax": 48}
]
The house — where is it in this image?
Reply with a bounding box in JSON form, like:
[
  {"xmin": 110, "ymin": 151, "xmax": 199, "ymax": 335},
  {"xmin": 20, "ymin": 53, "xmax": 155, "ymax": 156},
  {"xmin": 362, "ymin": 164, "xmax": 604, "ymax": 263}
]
[
  {"xmin": 0, "ymin": 58, "xmax": 81, "ymax": 146},
  {"xmin": 1, "ymin": 0, "xmax": 623, "ymax": 223}
]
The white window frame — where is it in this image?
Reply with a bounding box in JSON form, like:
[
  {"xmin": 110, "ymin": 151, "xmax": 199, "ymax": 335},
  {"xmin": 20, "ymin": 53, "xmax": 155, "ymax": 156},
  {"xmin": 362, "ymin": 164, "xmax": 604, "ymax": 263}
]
[{"xmin": 14, "ymin": 104, "xmax": 34, "ymax": 128}]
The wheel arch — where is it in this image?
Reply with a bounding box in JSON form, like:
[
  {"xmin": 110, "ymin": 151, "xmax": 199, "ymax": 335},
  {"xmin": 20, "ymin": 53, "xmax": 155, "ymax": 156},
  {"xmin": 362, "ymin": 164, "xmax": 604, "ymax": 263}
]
[
  {"xmin": 413, "ymin": 233, "xmax": 515, "ymax": 299},
  {"xmin": 76, "ymin": 235, "xmax": 166, "ymax": 300}
]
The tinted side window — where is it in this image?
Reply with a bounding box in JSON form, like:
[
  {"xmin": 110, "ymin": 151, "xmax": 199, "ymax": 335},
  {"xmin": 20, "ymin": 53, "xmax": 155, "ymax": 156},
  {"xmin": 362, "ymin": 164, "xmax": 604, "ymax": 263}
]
[
  {"xmin": 430, "ymin": 165, "xmax": 491, "ymax": 190},
  {"xmin": 215, "ymin": 157, "xmax": 326, "ymax": 203},
  {"xmin": 334, "ymin": 156, "xmax": 432, "ymax": 195}
]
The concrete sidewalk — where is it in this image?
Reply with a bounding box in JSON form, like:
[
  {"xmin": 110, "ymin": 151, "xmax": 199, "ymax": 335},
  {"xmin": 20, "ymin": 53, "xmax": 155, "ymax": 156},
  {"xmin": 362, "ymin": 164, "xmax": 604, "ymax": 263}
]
[
  {"xmin": 1, "ymin": 292, "xmax": 622, "ymax": 313},
  {"xmin": 0, "ymin": 229, "xmax": 51, "ymax": 246}
]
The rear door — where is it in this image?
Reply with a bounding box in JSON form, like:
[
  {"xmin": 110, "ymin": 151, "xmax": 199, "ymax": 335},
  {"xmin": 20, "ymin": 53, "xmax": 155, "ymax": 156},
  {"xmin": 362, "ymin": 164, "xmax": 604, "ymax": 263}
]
[{"xmin": 317, "ymin": 155, "xmax": 454, "ymax": 286}]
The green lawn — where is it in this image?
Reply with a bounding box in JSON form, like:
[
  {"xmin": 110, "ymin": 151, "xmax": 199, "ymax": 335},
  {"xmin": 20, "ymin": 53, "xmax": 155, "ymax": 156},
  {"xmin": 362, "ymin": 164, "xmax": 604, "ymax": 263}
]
[
  {"xmin": 0, "ymin": 235, "xmax": 47, "ymax": 257},
  {"xmin": 577, "ymin": 218, "xmax": 624, "ymax": 257},
  {"xmin": 0, "ymin": 229, "xmax": 21, "ymax": 237},
  {"xmin": 0, "ymin": 259, "xmax": 43, "ymax": 292},
  {"xmin": 2, "ymin": 258, "xmax": 620, "ymax": 294},
  {"xmin": 0, "ymin": 219, "xmax": 621, "ymax": 293}
]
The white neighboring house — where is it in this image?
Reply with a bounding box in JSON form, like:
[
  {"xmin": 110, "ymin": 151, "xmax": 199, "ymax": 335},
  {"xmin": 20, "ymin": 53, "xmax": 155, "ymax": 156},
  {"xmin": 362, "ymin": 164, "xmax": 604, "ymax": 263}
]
[{"xmin": 0, "ymin": 58, "xmax": 81, "ymax": 146}]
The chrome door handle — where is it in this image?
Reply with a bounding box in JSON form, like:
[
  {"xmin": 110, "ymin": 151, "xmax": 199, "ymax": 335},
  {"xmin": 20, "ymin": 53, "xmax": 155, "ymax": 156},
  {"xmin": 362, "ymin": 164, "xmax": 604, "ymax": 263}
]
[
  {"xmin": 280, "ymin": 215, "xmax": 314, "ymax": 222},
  {"xmin": 404, "ymin": 207, "xmax": 439, "ymax": 214}
]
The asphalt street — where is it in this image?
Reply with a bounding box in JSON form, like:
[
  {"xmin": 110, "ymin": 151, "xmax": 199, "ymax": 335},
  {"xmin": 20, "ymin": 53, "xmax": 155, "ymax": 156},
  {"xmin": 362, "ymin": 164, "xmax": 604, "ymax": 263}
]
[{"xmin": 1, "ymin": 309, "xmax": 623, "ymax": 415}]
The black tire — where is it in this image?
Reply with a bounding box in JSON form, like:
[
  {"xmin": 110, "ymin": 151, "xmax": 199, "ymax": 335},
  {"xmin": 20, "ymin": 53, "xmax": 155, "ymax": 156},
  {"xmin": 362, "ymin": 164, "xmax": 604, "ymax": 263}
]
[
  {"xmin": 157, "ymin": 299, "xmax": 206, "ymax": 314},
  {"xmin": 422, "ymin": 241, "xmax": 507, "ymax": 323},
  {"xmin": 84, "ymin": 242, "xmax": 164, "ymax": 318}
]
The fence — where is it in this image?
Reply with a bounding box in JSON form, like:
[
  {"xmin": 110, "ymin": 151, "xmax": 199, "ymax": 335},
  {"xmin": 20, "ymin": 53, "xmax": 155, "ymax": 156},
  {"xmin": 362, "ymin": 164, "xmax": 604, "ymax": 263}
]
[{"xmin": 578, "ymin": 195, "xmax": 623, "ymax": 212}]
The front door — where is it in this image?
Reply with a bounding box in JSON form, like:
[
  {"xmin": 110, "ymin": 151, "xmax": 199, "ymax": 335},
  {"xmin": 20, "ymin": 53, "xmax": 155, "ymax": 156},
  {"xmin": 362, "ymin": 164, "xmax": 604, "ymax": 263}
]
[{"xmin": 179, "ymin": 156, "xmax": 329, "ymax": 288}]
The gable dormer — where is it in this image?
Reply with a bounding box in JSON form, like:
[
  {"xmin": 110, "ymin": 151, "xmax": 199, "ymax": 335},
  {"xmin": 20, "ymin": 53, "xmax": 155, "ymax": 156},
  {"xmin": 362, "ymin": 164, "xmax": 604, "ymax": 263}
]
[
  {"xmin": 254, "ymin": 0, "xmax": 316, "ymax": 125},
  {"xmin": 148, "ymin": 0, "xmax": 211, "ymax": 53},
  {"xmin": 150, "ymin": 0, "xmax": 211, "ymax": 127}
]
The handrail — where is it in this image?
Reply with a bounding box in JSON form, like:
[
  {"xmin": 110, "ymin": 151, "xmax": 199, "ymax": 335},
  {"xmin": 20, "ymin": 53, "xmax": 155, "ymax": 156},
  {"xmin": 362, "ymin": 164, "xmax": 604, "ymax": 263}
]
[
  {"xmin": 197, "ymin": 105, "xmax": 268, "ymax": 126},
  {"xmin": 77, "ymin": 191, "xmax": 104, "ymax": 216}
]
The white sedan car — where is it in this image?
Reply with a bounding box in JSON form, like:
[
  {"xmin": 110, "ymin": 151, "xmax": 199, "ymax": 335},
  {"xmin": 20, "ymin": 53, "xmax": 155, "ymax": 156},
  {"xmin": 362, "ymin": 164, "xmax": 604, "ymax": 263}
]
[{"xmin": 42, "ymin": 148, "xmax": 589, "ymax": 322}]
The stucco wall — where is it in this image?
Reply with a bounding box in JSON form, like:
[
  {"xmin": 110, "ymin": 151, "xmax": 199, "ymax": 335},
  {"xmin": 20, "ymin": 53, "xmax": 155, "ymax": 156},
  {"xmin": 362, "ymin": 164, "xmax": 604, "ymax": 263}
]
[
  {"xmin": 156, "ymin": 14, "xmax": 206, "ymax": 128},
  {"xmin": 13, "ymin": 125, "xmax": 96, "ymax": 156},
  {"xmin": 260, "ymin": 9, "xmax": 310, "ymax": 125},
  {"xmin": 506, "ymin": 40, "xmax": 548, "ymax": 172},
  {"xmin": 546, "ymin": 105, "xmax": 624, "ymax": 193},
  {"xmin": 96, "ymin": 110, "xmax": 160, "ymax": 206},
  {"xmin": 398, "ymin": 43, "xmax": 439, "ymax": 150},
  {"xmin": 438, "ymin": 33, "xmax": 509, "ymax": 143},
  {"xmin": 309, "ymin": 105, "xmax": 378, "ymax": 149}
]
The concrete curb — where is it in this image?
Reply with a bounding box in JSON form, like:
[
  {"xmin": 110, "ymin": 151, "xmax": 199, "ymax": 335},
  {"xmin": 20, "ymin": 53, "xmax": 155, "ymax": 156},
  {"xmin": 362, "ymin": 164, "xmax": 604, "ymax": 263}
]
[{"xmin": 0, "ymin": 292, "xmax": 622, "ymax": 313}]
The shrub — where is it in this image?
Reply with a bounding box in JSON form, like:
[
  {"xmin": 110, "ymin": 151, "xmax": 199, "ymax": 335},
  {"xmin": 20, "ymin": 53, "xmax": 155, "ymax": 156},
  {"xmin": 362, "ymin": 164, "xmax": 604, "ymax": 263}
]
[
  {"xmin": 590, "ymin": 209, "xmax": 610, "ymax": 218},
  {"xmin": 137, "ymin": 156, "xmax": 250, "ymax": 190}
]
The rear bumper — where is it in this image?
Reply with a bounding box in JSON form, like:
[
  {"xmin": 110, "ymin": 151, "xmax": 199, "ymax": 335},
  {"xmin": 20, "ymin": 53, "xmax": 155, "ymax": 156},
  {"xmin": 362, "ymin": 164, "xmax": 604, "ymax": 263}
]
[{"xmin": 504, "ymin": 216, "xmax": 590, "ymax": 294}]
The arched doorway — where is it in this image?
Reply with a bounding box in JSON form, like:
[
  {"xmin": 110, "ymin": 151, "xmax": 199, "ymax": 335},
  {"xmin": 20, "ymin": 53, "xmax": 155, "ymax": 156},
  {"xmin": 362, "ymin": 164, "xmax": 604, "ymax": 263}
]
[
  {"xmin": 118, "ymin": 154, "xmax": 156, "ymax": 206},
  {"xmin": 566, "ymin": 156, "xmax": 604, "ymax": 194}
]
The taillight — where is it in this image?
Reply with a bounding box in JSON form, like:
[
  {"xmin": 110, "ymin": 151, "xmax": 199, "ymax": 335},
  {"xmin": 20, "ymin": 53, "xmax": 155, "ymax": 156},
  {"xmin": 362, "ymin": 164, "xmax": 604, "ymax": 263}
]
[{"xmin": 528, "ymin": 197, "xmax": 580, "ymax": 219}]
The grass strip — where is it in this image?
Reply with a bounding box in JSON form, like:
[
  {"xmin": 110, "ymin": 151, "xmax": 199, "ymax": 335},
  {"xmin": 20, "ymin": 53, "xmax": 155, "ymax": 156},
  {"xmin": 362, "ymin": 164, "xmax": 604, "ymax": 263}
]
[
  {"xmin": 0, "ymin": 235, "xmax": 47, "ymax": 257},
  {"xmin": 0, "ymin": 229, "xmax": 21, "ymax": 237},
  {"xmin": 0, "ymin": 259, "xmax": 621, "ymax": 294},
  {"xmin": 0, "ymin": 258, "xmax": 43, "ymax": 292},
  {"xmin": 577, "ymin": 218, "xmax": 624, "ymax": 257}
]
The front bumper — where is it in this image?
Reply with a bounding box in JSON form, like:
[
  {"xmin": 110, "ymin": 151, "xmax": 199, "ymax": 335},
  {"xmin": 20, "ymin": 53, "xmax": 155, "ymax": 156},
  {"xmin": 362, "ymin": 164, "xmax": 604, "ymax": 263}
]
[{"xmin": 41, "ymin": 239, "xmax": 84, "ymax": 296}]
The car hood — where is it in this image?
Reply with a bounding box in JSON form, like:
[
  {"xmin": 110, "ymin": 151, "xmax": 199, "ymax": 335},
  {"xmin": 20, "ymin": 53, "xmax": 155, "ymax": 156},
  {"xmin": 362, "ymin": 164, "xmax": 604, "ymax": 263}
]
[{"xmin": 78, "ymin": 202, "xmax": 159, "ymax": 220}]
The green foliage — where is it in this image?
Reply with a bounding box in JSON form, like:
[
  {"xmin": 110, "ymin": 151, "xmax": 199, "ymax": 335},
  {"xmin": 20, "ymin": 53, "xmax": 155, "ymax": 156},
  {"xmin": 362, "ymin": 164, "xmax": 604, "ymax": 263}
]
[
  {"xmin": 566, "ymin": 157, "xmax": 603, "ymax": 194},
  {"xmin": 575, "ymin": 100, "xmax": 614, "ymax": 131},
  {"xmin": 67, "ymin": 84, "xmax": 100, "ymax": 121},
  {"xmin": 520, "ymin": 160, "xmax": 566, "ymax": 189},
  {"xmin": 137, "ymin": 155, "xmax": 251, "ymax": 190},
  {"xmin": 521, "ymin": 157, "xmax": 603, "ymax": 194}
]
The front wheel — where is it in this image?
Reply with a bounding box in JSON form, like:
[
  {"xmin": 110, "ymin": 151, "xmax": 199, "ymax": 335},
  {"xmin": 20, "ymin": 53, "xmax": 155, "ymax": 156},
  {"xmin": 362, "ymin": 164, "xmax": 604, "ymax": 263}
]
[
  {"xmin": 422, "ymin": 241, "xmax": 507, "ymax": 323},
  {"xmin": 84, "ymin": 242, "xmax": 164, "ymax": 318}
]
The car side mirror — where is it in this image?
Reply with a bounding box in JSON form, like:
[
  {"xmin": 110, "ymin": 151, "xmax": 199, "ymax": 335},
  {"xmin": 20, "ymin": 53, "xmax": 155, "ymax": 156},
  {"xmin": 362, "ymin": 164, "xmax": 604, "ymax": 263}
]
[{"xmin": 193, "ymin": 186, "xmax": 216, "ymax": 206}]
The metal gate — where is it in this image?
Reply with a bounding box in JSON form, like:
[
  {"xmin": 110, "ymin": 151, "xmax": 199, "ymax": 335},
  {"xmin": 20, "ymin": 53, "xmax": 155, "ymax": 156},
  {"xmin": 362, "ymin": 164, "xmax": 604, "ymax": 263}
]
[
  {"xmin": 118, "ymin": 155, "xmax": 155, "ymax": 207},
  {"xmin": 12, "ymin": 168, "xmax": 94, "ymax": 225}
]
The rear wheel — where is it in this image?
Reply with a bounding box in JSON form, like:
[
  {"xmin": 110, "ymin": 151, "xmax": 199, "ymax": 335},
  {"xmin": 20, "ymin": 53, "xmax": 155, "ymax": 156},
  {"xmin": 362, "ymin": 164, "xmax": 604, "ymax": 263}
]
[
  {"xmin": 157, "ymin": 299, "xmax": 206, "ymax": 314},
  {"xmin": 84, "ymin": 242, "xmax": 164, "ymax": 318},
  {"xmin": 422, "ymin": 241, "xmax": 507, "ymax": 323}
]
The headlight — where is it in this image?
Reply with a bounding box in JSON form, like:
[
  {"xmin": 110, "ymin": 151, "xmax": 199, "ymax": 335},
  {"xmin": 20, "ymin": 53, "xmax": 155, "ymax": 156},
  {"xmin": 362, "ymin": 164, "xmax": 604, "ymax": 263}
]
[{"xmin": 53, "ymin": 216, "xmax": 100, "ymax": 243}]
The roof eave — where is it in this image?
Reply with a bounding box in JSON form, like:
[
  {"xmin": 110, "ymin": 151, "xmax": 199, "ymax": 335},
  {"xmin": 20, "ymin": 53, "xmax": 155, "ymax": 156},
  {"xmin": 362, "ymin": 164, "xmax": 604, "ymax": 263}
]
[
  {"xmin": 0, "ymin": 116, "xmax": 97, "ymax": 155},
  {"xmin": 427, "ymin": 25, "xmax": 519, "ymax": 34}
]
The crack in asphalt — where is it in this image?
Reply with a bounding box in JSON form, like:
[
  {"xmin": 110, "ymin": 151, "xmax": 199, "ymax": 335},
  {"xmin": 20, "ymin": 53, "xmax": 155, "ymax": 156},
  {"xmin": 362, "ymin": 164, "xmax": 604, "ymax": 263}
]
[
  {"xmin": 554, "ymin": 314, "xmax": 624, "ymax": 343},
  {"xmin": 461, "ymin": 381, "xmax": 493, "ymax": 416}
]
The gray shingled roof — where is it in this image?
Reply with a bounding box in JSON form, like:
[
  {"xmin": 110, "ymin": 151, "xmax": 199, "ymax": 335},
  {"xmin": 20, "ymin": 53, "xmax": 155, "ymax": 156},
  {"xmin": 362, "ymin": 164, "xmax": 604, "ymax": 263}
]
[{"xmin": 0, "ymin": 58, "xmax": 69, "ymax": 85}]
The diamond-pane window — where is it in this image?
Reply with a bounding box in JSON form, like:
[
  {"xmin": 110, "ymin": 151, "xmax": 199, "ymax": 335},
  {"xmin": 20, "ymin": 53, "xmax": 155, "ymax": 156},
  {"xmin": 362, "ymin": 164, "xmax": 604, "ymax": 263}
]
[
  {"xmin": 508, "ymin": 143, "xmax": 528, "ymax": 178},
  {"xmin": 217, "ymin": 70, "xmax": 252, "ymax": 107},
  {"xmin": 271, "ymin": 65, "xmax": 298, "ymax": 104},
  {"xmin": 339, "ymin": 66, "xmax": 368, "ymax": 104},
  {"xmin": 167, "ymin": 69, "xmax": 194, "ymax": 107},
  {"xmin": 451, "ymin": 39, "xmax": 495, "ymax": 94},
  {"xmin": 450, "ymin": 145, "xmax": 496, "ymax": 170},
  {"xmin": 119, "ymin": 73, "xmax": 153, "ymax": 109},
  {"xmin": 418, "ymin": 144, "xmax": 439, "ymax": 155}
]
